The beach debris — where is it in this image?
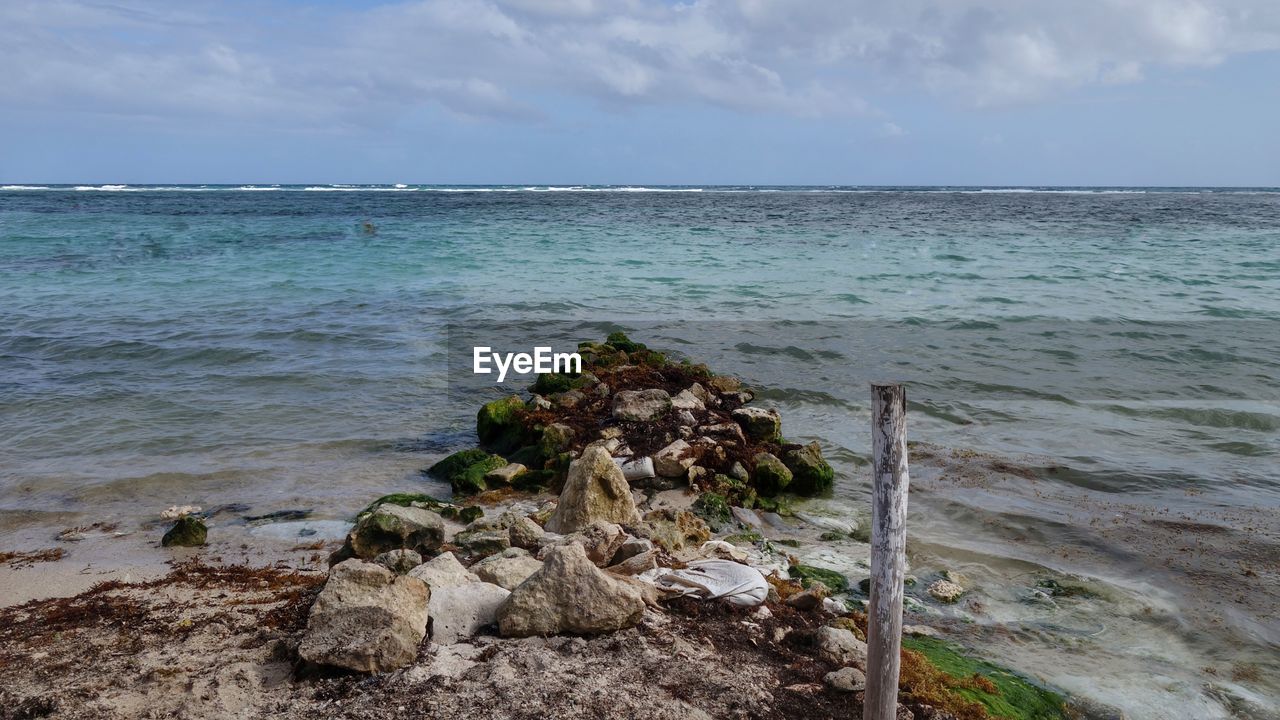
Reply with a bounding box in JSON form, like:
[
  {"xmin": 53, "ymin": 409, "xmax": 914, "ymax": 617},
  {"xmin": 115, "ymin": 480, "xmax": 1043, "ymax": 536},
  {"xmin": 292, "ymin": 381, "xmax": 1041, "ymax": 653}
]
[
  {"xmin": 243, "ymin": 509, "xmax": 311, "ymax": 523},
  {"xmin": 654, "ymin": 559, "xmax": 768, "ymax": 607},
  {"xmin": 815, "ymin": 625, "xmax": 868, "ymax": 667},
  {"xmin": 543, "ymin": 446, "xmax": 641, "ymax": 533},
  {"xmin": 331, "ymin": 503, "xmax": 444, "ymax": 565},
  {"xmin": 928, "ymin": 579, "xmax": 965, "ymax": 604},
  {"xmin": 497, "ymin": 543, "xmax": 646, "ymax": 637},
  {"xmin": 613, "ymin": 455, "xmax": 656, "ymax": 482},
  {"xmin": 161, "ymin": 505, "xmax": 201, "ymax": 520},
  {"xmin": 373, "ymin": 549, "xmax": 423, "ymax": 574},
  {"xmin": 473, "ymin": 548, "xmax": 544, "ymax": 590},
  {"xmin": 298, "ymin": 559, "xmax": 429, "ymax": 673},
  {"xmin": 161, "ymin": 516, "xmax": 207, "ymax": 547},
  {"xmin": 56, "ymin": 522, "xmax": 121, "ymax": 542},
  {"xmin": 824, "ymin": 666, "xmax": 868, "ymax": 692}
]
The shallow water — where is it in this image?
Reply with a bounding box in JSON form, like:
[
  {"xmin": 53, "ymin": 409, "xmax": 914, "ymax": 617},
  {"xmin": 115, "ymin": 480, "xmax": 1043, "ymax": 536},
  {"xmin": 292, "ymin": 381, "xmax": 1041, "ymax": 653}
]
[{"xmin": 2, "ymin": 186, "xmax": 1278, "ymax": 717}]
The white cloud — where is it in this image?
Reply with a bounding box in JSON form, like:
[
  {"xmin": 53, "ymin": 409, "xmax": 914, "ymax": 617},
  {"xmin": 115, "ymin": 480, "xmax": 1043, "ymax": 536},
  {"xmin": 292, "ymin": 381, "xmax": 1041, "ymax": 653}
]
[{"xmin": 1, "ymin": 0, "xmax": 1278, "ymax": 126}]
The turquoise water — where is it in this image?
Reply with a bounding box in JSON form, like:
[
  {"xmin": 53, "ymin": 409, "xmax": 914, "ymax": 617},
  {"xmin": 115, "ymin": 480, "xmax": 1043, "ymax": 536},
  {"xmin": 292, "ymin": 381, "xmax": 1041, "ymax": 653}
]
[
  {"xmin": 2, "ymin": 185, "xmax": 1279, "ymax": 716},
  {"xmin": 3, "ymin": 185, "xmax": 1276, "ymax": 510}
]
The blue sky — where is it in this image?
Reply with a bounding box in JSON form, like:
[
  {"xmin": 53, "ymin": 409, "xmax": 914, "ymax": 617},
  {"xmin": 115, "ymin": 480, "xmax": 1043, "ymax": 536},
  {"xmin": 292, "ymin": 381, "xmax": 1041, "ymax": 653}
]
[{"xmin": 2, "ymin": 0, "xmax": 1278, "ymax": 185}]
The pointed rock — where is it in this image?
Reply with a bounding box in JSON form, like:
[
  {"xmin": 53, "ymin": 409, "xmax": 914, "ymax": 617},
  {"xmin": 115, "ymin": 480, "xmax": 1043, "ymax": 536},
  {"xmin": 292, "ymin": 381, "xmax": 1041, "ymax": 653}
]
[
  {"xmin": 497, "ymin": 543, "xmax": 646, "ymax": 637},
  {"xmin": 544, "ymin": 446, "xmax": 640, "ymax": 534}
]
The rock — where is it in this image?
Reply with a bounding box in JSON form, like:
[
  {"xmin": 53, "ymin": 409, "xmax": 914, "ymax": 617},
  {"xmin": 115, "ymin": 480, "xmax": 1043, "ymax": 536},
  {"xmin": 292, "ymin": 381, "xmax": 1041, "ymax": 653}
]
[
  {"xmin": 473, "ymin": 548, "xmax": 544, "ymax": 590},
  {"xmin": 427, "ymin": 449, "xmax": 508, "ymax": 495},
  {"xmin": 723, "ymin": 391, "xmax": 755, "ymax": 406},
  {"xmin": 551, "ymin": 521, "xmax": 628, "ymax": 567},
  {"xmin": 786, "ymin": 582, "xmax": 830, "ymax": 611},
  {"xmin": 408, "ymin": 551, "xmax": 479, "ymax": 588},
  {"xmin": 676, "ymin": 409, "xmax": 698, "ymax": 427},
  {"xmin": 497, "ymin": 543, "xmax": 646, "ymax": 637},
  {"xmin": 430, "ymin": 581, "xmax": 510, "ymax": 645},
  {"xmin": 374, "ymin": 549, "xmax": 423, "ymax": 574},
  {"xmin": 824, "ymin": 667, "xmax": 867, "ymax": 692},
  {"xmin": 528, "ymin": 394, "xmax": 553, "ymax": 411},
  {"xmin": 508, "ymin": 516, "xmax": 546, "ymax": 550},
  {"xmin": 707, "ymin": 376, "xmax": 742, "ymax": 394},
  {"xmin": 611, "ymin": 389, "xmax": 671, "ymax": 422},
  {"xmin": 611, "ymin": 536, "xmax": 653, "ymax": 564},
  {"xmin": 607, "ymin": 549, "xmax": 658, "ymax": 576},
  {"xmin": 903, "ymin": 624, "xmax": 941, "ymax": 638},
  {"xmin": 729, "ymin": 462, "xmax": 750, "ymax": 482},
  {"xmin": 691, "ymin": 492, "xmax": 732, "ymax": 531},
  {"xmin": 544, "ymin": 446, "xmax": 641, "ymax": 534},
  {"xmin": 752, "ymin": 452, "xmax": 793, "ymax": 495},
  {"xmin": 928, "ymin": 579, "xmax": 965, "ymax": 603},
  {"xmin": 454, "ymin": 529, "xmax": 511, "ymax": 557},
  {"xmin": 638, "ymin": 509, "xmax": 711, "ymax": 553},
  {"xmin": 671, "ymin": 389, "xmax": 705, "ymax": 412},
  {"xmin": 687, "ymin": 382, "xmax": 713, "ymax": 405},
  {"xmin": 161, "ymin": 516, "xmax": 207, "ymax": 547},
  {"xmin": 731, "ymin": 407, "xmax": 782, "ymax": 442},
  {"xmin": 698, "ymin": 423, "xmax": 747, "ymax": 446},
  {"xmin": 476, "ymin": 395, "xmax": 528, "ymax": 454},
  {"xmin": 783, "ymin": 441, "xmax": 835, "ymax": 495},
  {"xmin": 298, "ymin": 560, "xmax": 430, "ymax": 673},
  {"xmin": 816, "ymin": 626, "xmax": 868, "ymax": 667},
  {"xmin": 731, "ymin": 506, "xmax": 763, "ymax": 529},
  {"xmin": 335, "ymin": 504, "xmax": 444, "ymax": 563},
  {"xmin": 161, "ymin": 505, "xmax": 202, "ymax": 520},
  {"xmin": 652, "ymin": 439, "xmax": 697, "ymax": 477},
  {"xmin": 484, "ymin": 463, "xmax": 527, "ymax": 486},
  {"xmin": 686, "ymin": 465, "xmax": 710, "ymax": 487},
  {"xmin": 554, "ymin": 389, "xmax": 588, "ymax": 408}
]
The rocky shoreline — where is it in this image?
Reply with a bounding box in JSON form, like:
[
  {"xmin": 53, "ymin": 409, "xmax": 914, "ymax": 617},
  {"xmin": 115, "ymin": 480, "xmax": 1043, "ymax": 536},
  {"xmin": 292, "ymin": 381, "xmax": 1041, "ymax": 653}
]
[{"xmin": 1, "ymin": 334, "xmax": 1084, "ymax": 720}]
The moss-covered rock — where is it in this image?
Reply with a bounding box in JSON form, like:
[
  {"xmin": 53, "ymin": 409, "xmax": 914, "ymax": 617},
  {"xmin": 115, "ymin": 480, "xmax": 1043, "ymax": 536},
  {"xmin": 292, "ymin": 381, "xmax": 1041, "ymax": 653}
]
[
  {"xmin": 752, "ymin": 452, "xmax": 793, "ymax": 495},
  {"xmin": 604, "ymin": 331, "xmax": 645, "ymax": 354},
  {"xmin": 458, "ymin": 506, "xmax": 484, "ymax": 524},
  {"xmin": 507, "ymin": 445, "xmax": 547, "ymax": 470},
  {"xmin": 790, "ymin": 564, "xmax": 849, "ymax": 593},
  {"xmin": 901, "ymin": 636, "xmax": 1073, "ymax": 720},
  {"xmin": 529, "ymin": 372, "xmax": 577, "ymax": 395},
  {"xmin": 161, "ymin": 516, "xmax": 207, "ymax": 547},
  {"xmin": 691, "ymin": 492, "xmax": 733, "ymax": 531},
  {"xmin": 357, "ymin": 492, "xmax": 453, "ymax": 518},
  {"xmin": 538, "ymin": 423, "xmax": 574, "ymax": 457},
  {"xmin": 427, "ymin": 449, "xmax": 507, "ymax": 495},
  {"xmin": 782, "ymin": 441, "xmax": 835, "ymax": 495},
  {"xmin": 476, "ymin": 395, "xmax": 528, "ymax": 454}
]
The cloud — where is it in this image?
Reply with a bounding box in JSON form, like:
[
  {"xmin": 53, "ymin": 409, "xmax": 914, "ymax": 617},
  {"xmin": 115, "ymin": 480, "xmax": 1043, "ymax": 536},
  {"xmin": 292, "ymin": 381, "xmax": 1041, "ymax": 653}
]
[{"xmin": 1, "ymin": 0, "xmax": 1278, "ymax": 128}]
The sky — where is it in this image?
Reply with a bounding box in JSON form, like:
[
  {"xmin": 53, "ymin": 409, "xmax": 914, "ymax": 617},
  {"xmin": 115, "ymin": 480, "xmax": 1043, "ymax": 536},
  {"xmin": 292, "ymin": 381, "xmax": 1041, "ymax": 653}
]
[{"xmin": 1, "ymin": 0, "xmax": 1278, "ymax": 186}]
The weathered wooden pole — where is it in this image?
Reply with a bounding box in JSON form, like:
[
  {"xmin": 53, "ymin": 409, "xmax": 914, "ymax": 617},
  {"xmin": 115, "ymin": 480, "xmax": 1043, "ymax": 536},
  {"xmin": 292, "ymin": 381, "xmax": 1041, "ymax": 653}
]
[{"xmin": 864, "ymin": 383, "xmax": 910, "ymax": 720}]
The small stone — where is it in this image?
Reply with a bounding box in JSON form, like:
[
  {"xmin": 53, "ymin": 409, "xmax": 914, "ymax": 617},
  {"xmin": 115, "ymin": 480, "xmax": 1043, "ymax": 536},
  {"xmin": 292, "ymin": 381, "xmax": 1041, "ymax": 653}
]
[
  {"xmin": 707, "ymin": 376, "xmax": 742, "ymax": 394},
  {"xmin": 730, "ymin": 462, "xmax": 750, "ymax": 482},
  {"xmin": 687, "ymin": 382, "xmax": 713, "ymax": 405},
  {"xmin": 786, "ymin": 582, "xmax": 830, "ymax": 611},
  {"xmin": 652, "ymin": 439, "xmax": 697, "ymax": 477},
  {"xmin": 161, "ymin": 516, "xmax": 207, "ymax": 547},
  {"xmin": 484, "ymin": 463, "xmax": 527, "ymax": 486},
  {"xmin": 611, "ymin": 389, "xmax": 672, "ymax": 422},
  {"xmin": 606, "ymin": 549, "xmax": 658, "ymax": 576},
  {"xmin": 508, "ymin": 516, "xmax": 545, "ymax": 550},
  {"xmin": 549, "ymin": 521, "xmax": 628, "ymax": 567},
  {"xmin": 408, "ymin": 551, "xmax": 479, "ymax": 588},
  {"xmin": 454, "ymin": 529, "xmax": 511, "ymax": 557},
  {"xmin": 677, "ymin": 409, "xmax": 698, "ymax": 427},
  {"xmin": 816, "ymin": 626, "xmax": 868, "ymax": 667},
  {"xmin": 610, "ymin": 536, "xmax": 653, "ymax": 565},
  {"xmin": 373, "ymin": 549, "xmax": 423, "ymax": 574},
  {"xmin": 928, "ymin": 579, "xmax": 965, "ymax": 603},
  {"xmin": 824, "ymin": 667, "xmax": 867, "ymax": 692},
  {"xmin": 752, "ymin": 452, "xmax": 793, "ymax": 495},
  {"xmin": 671, "ymin": 389, "xmax": 705, "ymax": 412},
  {"xmin": 731, "ymin": 407, "xmax": 782, "ymax": 442},
  {"xmin": 638, "ymin": 509, "xmax": 711, "ymax": 553},
  {"xmin": 473, "ymin": 548, "xmax": 544, "ymax": 590},
  {"xmin": 528, "ymin": 395, "xmax": 553, "ymax": 411},
  {"xmin": 698, "ymin": 423, "xmax": 746, "ymax": 446}
]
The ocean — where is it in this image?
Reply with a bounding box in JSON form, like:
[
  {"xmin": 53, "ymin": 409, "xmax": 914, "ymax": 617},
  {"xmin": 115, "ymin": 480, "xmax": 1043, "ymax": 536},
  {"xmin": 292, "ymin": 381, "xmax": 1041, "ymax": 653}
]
[{"xmin": 1, "ymin": 185, "xmax": 1278, "ymax": 717}]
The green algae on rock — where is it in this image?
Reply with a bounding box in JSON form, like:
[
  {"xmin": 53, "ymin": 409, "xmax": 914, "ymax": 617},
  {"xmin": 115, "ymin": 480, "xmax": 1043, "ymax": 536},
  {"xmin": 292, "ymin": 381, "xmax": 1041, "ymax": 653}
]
[
  {"xmin": 790, "ymin": 564, "xmax": 850, "ymax": 593},
  {"xmin": 427, "ymin": 449, "xmax": 508, "ymax": 495},
  {"xmin": 782, "ymin": 441, "xmax": 835, "ymax": 495},
  {"xmin": 476, "ymin": 395, "xmax": 528, "ymax": 454},
  {"xmin": 752, "ymin": 452, "xmax": 793, "ymax": 496},
  {"xmin": 902, "ymin": 636, "xmax": 1073, "ymax": 720},
  {"xmin": 161, "ymin": 515, "xmax": 207, "ymax": 547}
]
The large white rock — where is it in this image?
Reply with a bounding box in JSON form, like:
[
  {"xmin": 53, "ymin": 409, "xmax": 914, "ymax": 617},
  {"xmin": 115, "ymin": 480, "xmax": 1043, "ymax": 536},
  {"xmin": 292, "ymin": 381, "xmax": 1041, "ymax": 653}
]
[
  {"xmin": 429, "ymin": 582, "xmax": 511, "ymax": 645},
  {"xmin": 497, "ymin": 543, "xmax": 646, "ymax": 637},
  {"xmin": 298, "ymin": 559, "xmax": 430, "ymax": 673},
  {"xmin": 544, "ymin": 446, "xmax": 641, "ymax": 534}
]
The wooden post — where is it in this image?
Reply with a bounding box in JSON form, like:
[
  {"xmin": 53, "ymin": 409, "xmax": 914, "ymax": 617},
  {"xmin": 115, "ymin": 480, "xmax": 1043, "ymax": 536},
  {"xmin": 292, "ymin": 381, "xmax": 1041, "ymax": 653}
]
[{"xmin": 864, "ymin": 383, "xmax": 910, "ymax": 720}]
